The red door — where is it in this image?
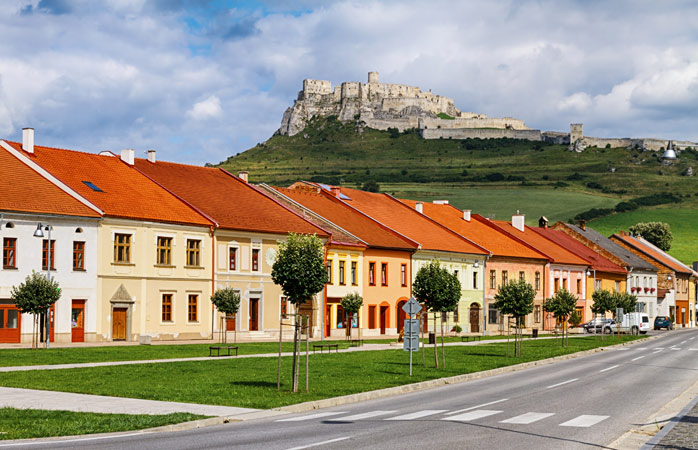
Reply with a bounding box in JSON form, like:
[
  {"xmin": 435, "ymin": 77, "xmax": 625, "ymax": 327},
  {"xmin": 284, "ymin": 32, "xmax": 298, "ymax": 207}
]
[
  {"xmin": 71, "ymin": 300, "xmax": 86, "ymax": 343},
  {"xmin": 379, "ymin": 305, "xmax": 388, "ymax": 334},
  {"xmin": 249, "ymin": 298, "xmax": 259, "ymax": 331},
  {"xmin": 112, "ymin": 308, "xmax": 127, "ymax": 340},
  {"xmin": 0, "ymin": 302, "xmax": 21, "ymax": 343},
  {"xmin": 325, "ymin": 305, "xmax": 331, "ymax": 337},
  {"xmin": 226, "ymin": 314, "xmax": 236, "ymax": 331},
  {"xmin": 39, "ymin": 305, "xmax": 55, "ymax": 343},
  {"xmin": 397, "ymin": 301, "xmax": 406, "ymax": 333}
]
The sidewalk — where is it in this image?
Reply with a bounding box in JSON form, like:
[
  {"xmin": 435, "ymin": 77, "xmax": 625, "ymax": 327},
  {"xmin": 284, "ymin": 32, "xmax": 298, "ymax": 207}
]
[{"xmin": 643, "ymin": 393, "xmax": 698, "ymax": 449}]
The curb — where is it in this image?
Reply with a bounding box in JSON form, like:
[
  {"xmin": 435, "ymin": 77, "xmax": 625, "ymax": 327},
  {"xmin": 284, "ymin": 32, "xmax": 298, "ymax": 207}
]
[{"xmin": 639, "ymin": 381, "xmax": 698, "ymax": 449}]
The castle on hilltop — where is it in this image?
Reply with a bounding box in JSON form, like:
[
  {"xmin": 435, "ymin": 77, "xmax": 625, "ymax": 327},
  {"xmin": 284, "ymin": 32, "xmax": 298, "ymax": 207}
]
[{"xmin": 278, "ymin": 72, "xmax": 698, "ymax": 152}]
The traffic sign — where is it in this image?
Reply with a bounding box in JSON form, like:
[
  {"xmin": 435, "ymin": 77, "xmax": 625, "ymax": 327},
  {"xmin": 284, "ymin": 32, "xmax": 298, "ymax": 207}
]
[
  {"xmin": 403, "ymin": 335, "xmax": 419, "ymax": 352},
  {"xmin": 404, "ymin": 318, "xmax": 420, "ymax": 336},
  {"xmin": 402, "ymin": 297, "xmax": 422, "ymax": 318}
]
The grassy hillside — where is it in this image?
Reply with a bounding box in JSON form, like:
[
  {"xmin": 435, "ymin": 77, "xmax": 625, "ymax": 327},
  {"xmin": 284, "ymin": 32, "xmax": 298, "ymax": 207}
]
[{"xmin": 217, "ymin": 117, "xmax": 698, "ymax": 263}]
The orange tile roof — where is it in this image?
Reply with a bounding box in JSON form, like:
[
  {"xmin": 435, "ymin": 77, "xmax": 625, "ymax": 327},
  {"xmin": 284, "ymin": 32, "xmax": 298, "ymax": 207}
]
[
  {"xmin": 276, "ymin": 187, "xmax": 418, "ymax": 251},
  {"xmin": 323, "ymin": 186, "xmax": 488, "ymax": 255},
  {"xmin": 490, "ymin": 220, "xmax": 589, "ymax": 266},
  {"xmin": 613, "ymin": 234, "xmax": 692, "ymax": 275},
  {"xmin": 5, "ymin": 141, "xmax": 211, "ymax": 226},
  {"xmin": 400, "ymin": 200, "xmax": 548, "ymax": 260},
  {"xmin": 0, "ymin": 145, "xmax": 100, "ymax": 218},
  {"xmin": 533, "ymin": 227, "xmax": 626, "ymax": 274},
  {"xmin": 134, "ymin": 159, "xmax": 329, "ymax": 236}
]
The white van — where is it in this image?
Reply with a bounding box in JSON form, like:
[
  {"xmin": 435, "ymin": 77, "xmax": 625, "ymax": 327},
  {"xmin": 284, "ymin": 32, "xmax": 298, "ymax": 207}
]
[{"xmin": 606, "ymin": 312, "xmax": 650, "ymax": 335}]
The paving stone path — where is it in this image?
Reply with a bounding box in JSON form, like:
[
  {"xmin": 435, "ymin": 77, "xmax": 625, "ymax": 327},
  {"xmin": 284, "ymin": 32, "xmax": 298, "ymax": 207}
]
[{"xmin": 651, "ymin": 396, "xmax": 698, "ymax": 449}]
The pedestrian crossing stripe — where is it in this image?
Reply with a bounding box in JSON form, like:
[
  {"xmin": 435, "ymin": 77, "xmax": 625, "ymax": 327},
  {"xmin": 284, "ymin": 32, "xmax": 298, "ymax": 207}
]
[
  {"xmin": 500, "ymin": 412, "xmax": 555, "ymax": 424},
  {"xmin": 560, "ymin": 415, "xmax": 609, "ymax": 427},
  {"xmin": 326, "ymin": 411, "xmax": 395, "ymax": 421},
  {"xmin": 442, "ymin": 410, "xmax": 502, "ymax": 422},
  {"xmin": 385, "ymin": 410, "xmax": 447, "ymax": 421},
  {"xmin": 277, "ymin": 412, "xmax": 346, "ymax": 422}
]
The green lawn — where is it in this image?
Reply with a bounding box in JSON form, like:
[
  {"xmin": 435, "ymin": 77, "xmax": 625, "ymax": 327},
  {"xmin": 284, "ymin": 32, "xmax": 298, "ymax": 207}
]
[
  {"xmin": 590, "ymin": 208, "xmax": 698, "ymax": 264},
  {"xmin": 0, "ymin": 408, "xmax": 205, "ymax": 440},
  {"xmin": 0, "ymin": 336, "xmax": 644, "ymax": 409}
]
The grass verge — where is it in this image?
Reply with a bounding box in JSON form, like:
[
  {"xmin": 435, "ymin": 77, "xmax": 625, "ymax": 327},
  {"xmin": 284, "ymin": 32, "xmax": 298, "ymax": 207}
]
[
  {"xmin": 0, "ymin": 335, "xmax": 645, "ymax": 409},
  {"xmin": 0, "ymin": 408, "xmax": 206, "ymax": 441}
]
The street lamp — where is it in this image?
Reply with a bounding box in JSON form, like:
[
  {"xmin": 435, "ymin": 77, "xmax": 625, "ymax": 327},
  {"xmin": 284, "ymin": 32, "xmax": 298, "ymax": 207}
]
[{"xmin": 33, "ymin": 223, "xmax": 52, "ymax": 349}]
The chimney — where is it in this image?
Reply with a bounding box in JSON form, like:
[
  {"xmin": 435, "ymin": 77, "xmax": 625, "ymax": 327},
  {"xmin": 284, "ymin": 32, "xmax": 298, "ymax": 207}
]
[
  {"xmin": 238, "ymin": 171, "xmax": 248, "ymax": 183},
  {"xmin": 415, "ymin": 201, "xmax": 423, "ymax": 214},
  {"xmin": 331, "ymin": 187, "xmax": 341, "ymax": 197},
  {"xmin": 22, "ymin": 128, "xmax": 34, "ymax": 153},
  {"xmin": 147, "ymin": 150, "xmax": 156, "ymax": 163},
  {"xmin": 538, "ymin": 216, "xmax": 548, "ymax": 228},
  {"xmin": 463, "ymin": 210, "xmax": 471, "ymax": 221},
  {"xmin": 579, "ymin": 219, "xmax": 586, "ymax": 230},
  {"xmin": 512, "ymin": 213, "xmax": 525, "ymax": 232},
  {"xmin": 120, "ymin": 149, "xmax": 135, "ymax": 166}
]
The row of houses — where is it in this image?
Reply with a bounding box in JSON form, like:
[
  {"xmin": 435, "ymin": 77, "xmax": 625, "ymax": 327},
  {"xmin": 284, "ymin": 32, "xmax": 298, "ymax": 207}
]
[{"xmin": 0, "ymin": 130, "xmax": 696, "ymax": 344}]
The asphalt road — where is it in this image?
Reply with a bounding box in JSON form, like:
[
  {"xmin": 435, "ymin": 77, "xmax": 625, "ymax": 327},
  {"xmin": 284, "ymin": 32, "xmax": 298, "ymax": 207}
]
[{"xmin": 6, "ymin": 329, "xmax": 698, "ymax": 450}]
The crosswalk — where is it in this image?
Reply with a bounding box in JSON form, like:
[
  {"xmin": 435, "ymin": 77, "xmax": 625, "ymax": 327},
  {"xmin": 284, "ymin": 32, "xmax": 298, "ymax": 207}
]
[{"xmin": 277, "ymin": 408, "xmax": 609, "ymax": 428}]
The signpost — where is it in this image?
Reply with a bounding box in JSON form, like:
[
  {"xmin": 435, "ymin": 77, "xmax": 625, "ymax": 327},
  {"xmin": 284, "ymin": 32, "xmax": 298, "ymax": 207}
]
[
  {"xmin": 402, "ymin": 297, "xmax": 422, "ymax": 376},
  {"xmin": 616, "ymin": 307, "xmax": 623, "ymax": 339}
]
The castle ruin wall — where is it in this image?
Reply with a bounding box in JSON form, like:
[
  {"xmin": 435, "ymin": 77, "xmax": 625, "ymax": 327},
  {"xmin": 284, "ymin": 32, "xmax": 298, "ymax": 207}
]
[{"xmin": 420, "ymin": 128, "xmax": 542, "ymax": 141}]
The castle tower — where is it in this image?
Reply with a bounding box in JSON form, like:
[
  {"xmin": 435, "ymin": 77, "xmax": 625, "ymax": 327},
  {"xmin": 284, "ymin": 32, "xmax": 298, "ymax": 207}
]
[
  {"xmin": 570, "ymin": 123, "xmax": 583, "ymax": 142},
  {"xmin": 368, "ymin": 71, "xmax": 379, "ymax": 84}
]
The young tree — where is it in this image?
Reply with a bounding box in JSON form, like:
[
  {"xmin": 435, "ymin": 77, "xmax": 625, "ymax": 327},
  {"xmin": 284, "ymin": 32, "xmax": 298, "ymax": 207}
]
[
  {"xmin": 544, "ymin": 288, "xmax": 577, "ymax": 347},
  {"xmin": 613, "ymin": 291, "xmax": 638, "ymax": 315},
  {"xmin": 412, "ymin": 261, "xmax": 461, "ymax": 368},
  {"xmin": 272, "ymin": 233, "xmax": 327, "ymax": 392},
  {"xmin": 591, "ymin": 289, "xmax": 615, "ymax": 339},
  {"xmin": 629, "ymin": 222, "xmax": 673, "ymax": 251},
  {"xmin": 11, "ymin": 271, "xmax": 61, "ymax": 350},
  {"xmin": 210, "ymin": 288, "xmax": 241, "ymax": 343},
  {"xmin": 340, "ymin": 292, "xmax": 363, "ymax": 341},
  {"xmin": 493, "ymin": 279, "xmax": 535, "ymax": 356}
]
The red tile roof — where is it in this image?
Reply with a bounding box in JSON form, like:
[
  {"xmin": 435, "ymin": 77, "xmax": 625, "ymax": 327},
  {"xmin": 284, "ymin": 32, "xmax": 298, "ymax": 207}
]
[
  {"xmin": 490, "ymin": 220, "xmax": 589, "ymax": 266},
  {"xmin": 134, "ymin": 159, "xmax": 329, "ymax": 236},
  {"xmin": 613, "ymin": 234, "xmax": 692, "ymax": 275},
  {"xmin": 533, "ymin": 227, "xmax": 626, "ymax": 274},
  {"xmin": 5, "ymin": 141, "xmax": 211, "ymax": 226},
  {"xmin": 275, "ymin": 187, "xmax": 418, "ymax": 251},
  {"xmin": 321, "ymin": 186, "xmax": 488, "ymax": 255},
  {"xmin": 400, "ymin": 201, "xmax": 548, "ymax": 260},
  {"xmin": 0, "ymin": 145, "xmax": 100, "ymax": 218}
]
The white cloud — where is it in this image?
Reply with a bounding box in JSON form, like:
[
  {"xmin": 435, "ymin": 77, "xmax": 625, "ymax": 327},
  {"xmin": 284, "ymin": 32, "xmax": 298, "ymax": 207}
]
[{"xmin": 187, "ymin": 95, "xmax": 223, "ymax": 120}]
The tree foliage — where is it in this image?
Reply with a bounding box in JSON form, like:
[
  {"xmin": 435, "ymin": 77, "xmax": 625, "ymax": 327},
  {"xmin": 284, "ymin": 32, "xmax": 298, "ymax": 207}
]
[
  {"xmin": 590, "ymin": 289, "xmax": 615, "ymax": 316},
  {"xmin": 493, "ymin": 279, "xmax": 535, "ymax": 318},
  {"xmin": 613, "ymin": 291, "xmax": 638, "ymax": 315},
  {"xmin": 210, "ymin": 288, "xmax": 241, "ymax": 316},
  {"xmin": 272, "ymin": 233, "xmax": 327, "ymax": 307},
  {"xmin": 629, "ymin": 222, "xmax": 673, "ymax": 251},
  {"xmin": 412, "ymin": 261, "xmax": 462, "ymax": 313},
  {"xmin": 11, "ymin": 271, "xmax": 61, "ymax": 314},
  {"xmin": 340, "ymin": 292, "xmax": 363, "ymax": 315},
  {"xmin": 544, "ymin": 288, "xmax": 577, "ymax": 320}
]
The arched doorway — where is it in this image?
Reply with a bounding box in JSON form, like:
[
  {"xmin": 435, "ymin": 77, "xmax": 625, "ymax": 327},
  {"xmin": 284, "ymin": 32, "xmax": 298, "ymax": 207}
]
[
  {"xmin": 469, "ymin": 304, "xmax": 480, "ymax": 333},
  {"xmin": 397, "ymin": 299, "xmax": 407, "ymax": 333}
]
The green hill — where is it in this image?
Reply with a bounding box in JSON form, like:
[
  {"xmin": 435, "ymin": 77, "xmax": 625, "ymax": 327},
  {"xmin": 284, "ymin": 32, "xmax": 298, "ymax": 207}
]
[{"xmin": 216, "ymin": 117, "xmax": 698, "ymax": 263}]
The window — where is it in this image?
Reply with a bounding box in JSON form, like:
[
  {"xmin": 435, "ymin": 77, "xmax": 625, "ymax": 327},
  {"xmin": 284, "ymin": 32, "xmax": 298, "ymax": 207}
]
[
  {"xmin": 453, "ymin": 307, "xmax": 459, "ymax": 323},
  {"xmin": 281, "ymin": 297, "xmax": 288, "ymax": 319},
  {"xmin": 229, "ymin": 247, "xmax": 237, "ymax": 270},
  {"xmin": 114, "ymin": 234, "xmax": 131, "ymax": 263},
  {"xmin": 42, "ymin": 240, "xmax": 55, "ymax": 270},
  {"xmin": 381, "ymin": 263, "xmax": 388, "ymax": 286},
  {"xmin": 156, "ymin": 237, "xmax": 172, "ymax": 265},
  {"xmin": 502, "ymin": 270, "xmax": 508, "ymax": 286},
  {"xmin": 72, "ymin": 241, "xmax": 85, "ymax": 270},
  {"xmin": 615, "ymin": 281, "xmax": 621, "ymax": 292},
  {"xmin": 82, "ymin": 180, "xmax": 103, "ymax": 192},
  {"xmin": 188, "ymin": 294, "xmax": 198, "ymax": 322},
  {"xmin": 351, "ymin": 261, "xmax": 358, "ymax": 285},
  {"xmin": 576, "ymin": 279, "xmax": 581, "ymax": 294},
  {"xmin": 535, "ymin": 272, "xmax": 541, "ymax": 291},
  {"xmin": 488, "ymin": 304, "xmax": 499, "ymax": 324},
  {"xmin": 473, "ymin": 271, "xmax": 478, "ymax": 289},
  {"xmin": 401, "ymin": 264, "xmax": 407, "ymax": 287},
  {"xmin": 490, "ymin": 270, "xmax": 496, "ymax": 289},
  {"xmin": 595, "ymin": 279, "xmax": 601, "ymax": 291},
  {"xmin": 562, "ymin": 278, "xmax": 568, "ymax": 291},
  {"xmin": 369, "ymin": 262, "xmax": 376, "ymax": 286},
  {"xmin": 368, "ymin": 305, "xmax": 376, "ymax": 329},
  {"xmin": 454, "ymin": 270, "xmax": 459, "ymax": 282},
  {"xmin": 326, "ymin": 260, "xmax": 333, "ymax": 284},
  {"xmin": 336, "ymin": 305, "xmax": 346, "ymax": 329},
  {"xmin": 252, "ymin": 249, "xmax": 260, "ymax": 272},
  {"xmin": 339, "ymin": 261, "xmax": 346, "ymax": 285},
  {"xmin": 554, "ymin": 278, "xmax": 560, "ymax": 292},
  {"xmin": 534, "ymin": 305, "xmax": 541, "ymax": 323},
  {"xmin": 162, "ymin": 294, "xmax": 172, "ymax": 322},
  {"xmin": 186, "ymin": 239, "xmax": 201, "ymax": 267},
  {"xmin": 3, "ymin": 238, "xmax": 16, "ymax": 269},
  {"xmin": 519, "ymin": 271, "xmax": 525, "ymax": 282}
]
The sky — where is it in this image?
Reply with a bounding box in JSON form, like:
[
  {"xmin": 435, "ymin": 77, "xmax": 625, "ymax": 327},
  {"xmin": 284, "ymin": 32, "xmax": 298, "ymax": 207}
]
[{"xmin": 1, "ymin": 0, "xmax": 697, "ymax": 165}]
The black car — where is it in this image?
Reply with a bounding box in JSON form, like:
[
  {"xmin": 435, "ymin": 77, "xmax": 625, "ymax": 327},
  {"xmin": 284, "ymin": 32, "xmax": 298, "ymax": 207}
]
[{"xmin": 654, "ymin": 316, "xmax": 673, "ymax": 330}]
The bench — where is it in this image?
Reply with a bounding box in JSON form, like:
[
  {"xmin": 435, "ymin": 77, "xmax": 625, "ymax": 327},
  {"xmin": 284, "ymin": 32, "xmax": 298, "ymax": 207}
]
[
  {"xmin": 349, "ymin": 339, "xmax": 364, "ymax": 347},
  {"xmin": 209, "ymin": 345, "xmax": 239, "ymax": 357},
  {"xmin": 312, "ymin": 343, "xmax": 339, "ymax": 353},
  {"xmin": 461, "ymin": 335, "xmax": 482, "ymax": 342}
]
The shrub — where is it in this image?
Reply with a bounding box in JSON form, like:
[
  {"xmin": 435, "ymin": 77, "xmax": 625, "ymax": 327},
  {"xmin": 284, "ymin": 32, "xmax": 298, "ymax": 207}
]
[
  {"xmin": 614, "ymin": 201, "xmax": 638, "ymax": 213},
  {"xmin": 566, "ymin": 172, "xmax": 586, "ymax": 181},
  {"xmin": 586, "ymin": 181, "xmax": 603, "ymax": 190},
  {"xmin": 485, "ymin": 172, "xmax": 505, "ymax": 182},
  {"xmin": 361, "ymin": 180, "xmax": 380, "ymax": 192}
]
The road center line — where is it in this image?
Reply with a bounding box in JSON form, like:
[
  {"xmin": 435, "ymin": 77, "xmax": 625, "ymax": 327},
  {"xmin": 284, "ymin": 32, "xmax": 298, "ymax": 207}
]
[
  {"xmin": 680, "ymin": 340, "xmax": 687, "ymax": 344},
  {"xmin": 599, "ymin": 365, "xmax": 619, "ymax": 373},
  {"xmin": 286, "ymin": 436, "xmax": 351, "ymax": 450},
  {"xmin": 444, "ymin": 398, "xmax": 509, "ymax": 415},
  {"xmin": 652, "ymin": 350, "xmax": 662, "ymax": 354},
  {"xmin": 631, "ymin": 355, "xmax": 646, "ymax": 361},
  {"xmin": 547, "ymin": 378, "xmax": 579, "ymax": 389}
]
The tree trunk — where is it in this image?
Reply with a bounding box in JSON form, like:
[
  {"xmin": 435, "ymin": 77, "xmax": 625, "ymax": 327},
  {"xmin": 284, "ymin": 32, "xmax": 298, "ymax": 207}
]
[
  {"xmin": 291, "ymin": 315, "xmax": 299, "ymax": 392},
  {"xmin": 440, "ymin": 313, "xmax": 445, "ymax": 369},
  {"xmin": 433, "ymin": 314, "xmax": 439, "ymax": 369}
]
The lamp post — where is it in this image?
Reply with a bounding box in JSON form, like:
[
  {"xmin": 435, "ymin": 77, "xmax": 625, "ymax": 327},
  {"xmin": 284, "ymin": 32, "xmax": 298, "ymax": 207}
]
[{"xmin": 33, "ymin": 223, "xmax": 52, "ymax": 349}]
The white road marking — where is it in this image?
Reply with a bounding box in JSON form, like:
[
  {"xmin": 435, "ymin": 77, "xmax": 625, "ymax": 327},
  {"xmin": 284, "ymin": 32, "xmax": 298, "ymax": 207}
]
[
  {"xmin": 635, "ymin": 347, "xmax": 648, "ymax": 350},
  {"xmin": 547, "ymin": 378, "xmax": 579, "ymax": 389},
  {"xmin": 689, "ymin": 348, "xmax": 698, "ymax": 351},
  {"xmin": 277, "ymin": 412, "xmax": 346, "ymax": 422},
  {"xmin": 681, "ymin": 340, "xmax": 687, "ymax": 344},
  {"xmin": 560, "ymin": 415, "xmax": 609, "ymax": 427},
  {"xmin": 443, "ymin": 410, "xmax": 503, "ymax": 422},
  {"xmin": 670, "ymin": 348, "xmax": 682, "ymax": 351},
  {"xmin": 631, "ymin": 355, "xmax": 646, "ymax": 361},
  {"xmin": 618, "ymin": 348, "xmax": 629, "ymax": 351},
  {"xmin": 652, "ymin": 350, "xmax": 662, "ymax": 354},
  {"xmin": 326, "ymin": 411, "xmax": 395, "ymax": 421},
  {"xmin": 653, "ymin": 348, "xmax": 665, "ymax": 350},
  {"xmin": 599, "ymin": 365, "xmax": 619, "ymax": 373},
  {"xmin": 444, "ymin": 398, "xmax": 509, "ymax": 415},
  {"xmin": 0, "ymin": 433, "xmax": 144, "ymax": 447},
  {"xmin": 690, "ymin": 337, "xmax": 695, "ymax": 340},
  {"xmin": 500, "ymin": 412, "xmax": 555, "ymax": 424},
  {"xmin": 385, "ymin": 410, "xmax": 447, "ymax": 421},
  {"xmin": 286, "ymin": 436, "xmax": 351, "ymax": 450}
]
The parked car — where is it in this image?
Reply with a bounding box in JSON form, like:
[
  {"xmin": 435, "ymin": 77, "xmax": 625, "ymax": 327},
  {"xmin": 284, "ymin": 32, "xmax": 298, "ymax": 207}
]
[
  {"xmin": 583, "ymin": 318, "xmax": 613, "ymax": 333},
  {"xmin": 654, "ymin": 316, "xmax": 674, "ymax": 330},
  {"xmin": 606, "ymin": 312, "xmax": 650, "ymax": 335}
]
